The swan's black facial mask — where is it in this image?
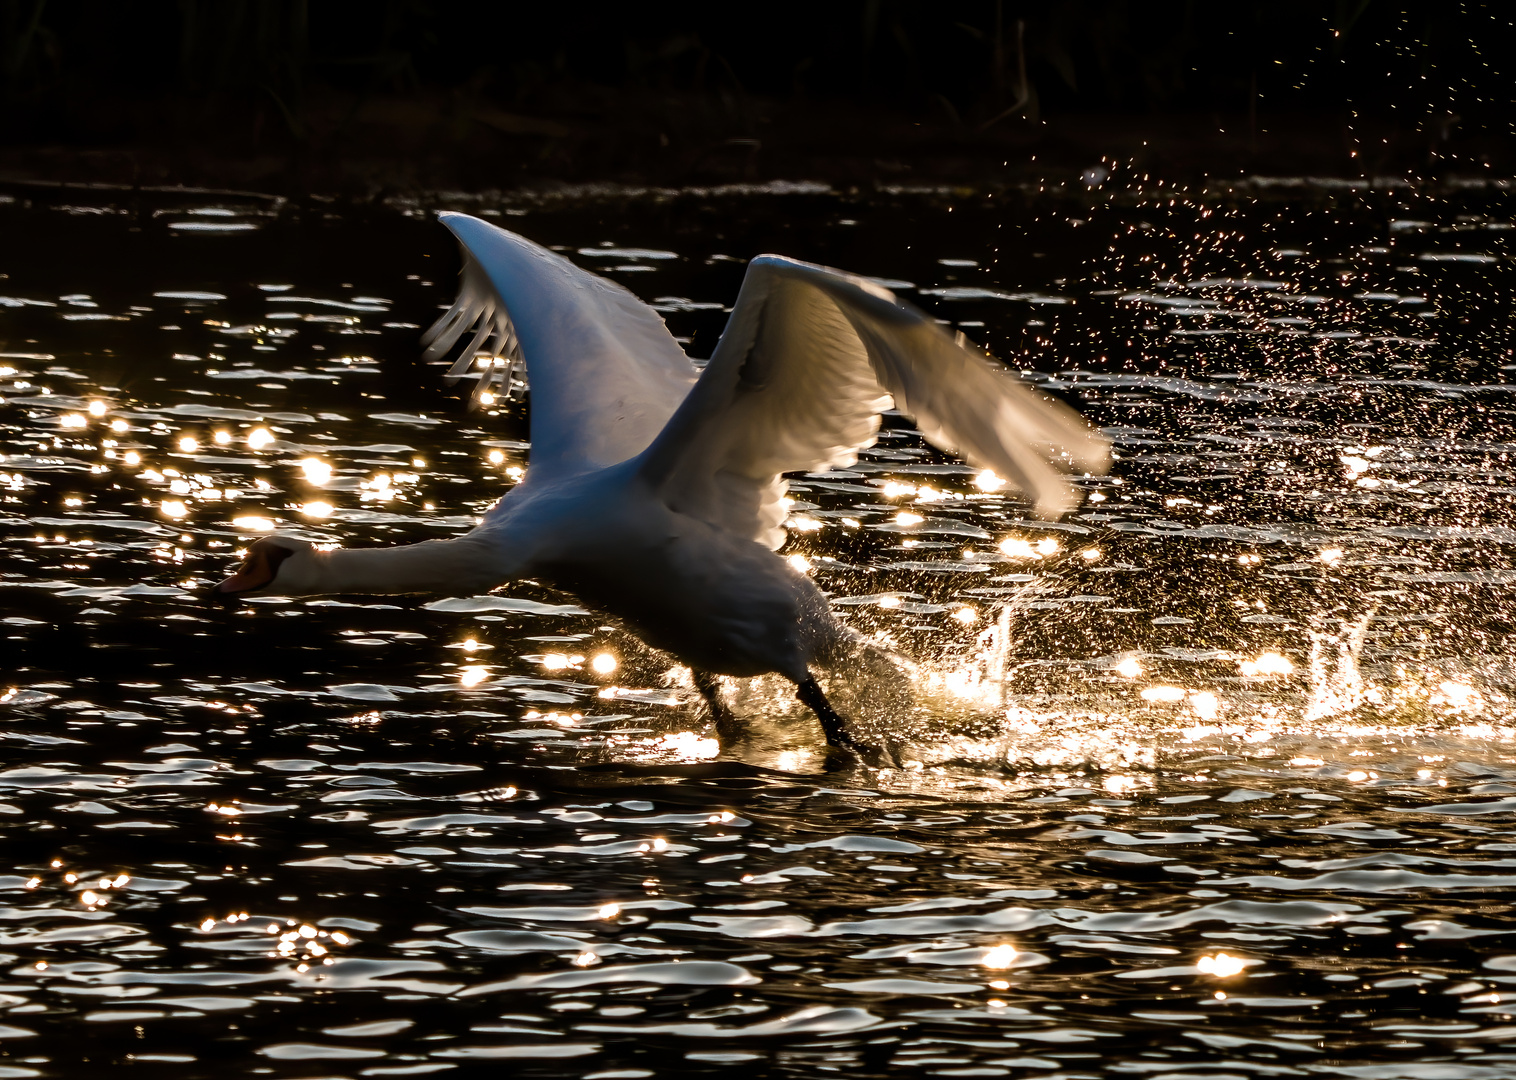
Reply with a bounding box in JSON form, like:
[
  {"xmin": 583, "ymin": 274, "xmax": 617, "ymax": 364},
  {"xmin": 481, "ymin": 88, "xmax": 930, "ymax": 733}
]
[{"xmin": 210, "ymin": 543, "xmax": 293, "ymax": 607}]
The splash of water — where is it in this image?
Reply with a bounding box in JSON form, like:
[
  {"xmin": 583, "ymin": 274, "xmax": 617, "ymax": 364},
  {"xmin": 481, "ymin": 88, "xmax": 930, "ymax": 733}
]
[{"xmin": 1303, "ymin": 612, "xmax": 1376, "ymax": 722}]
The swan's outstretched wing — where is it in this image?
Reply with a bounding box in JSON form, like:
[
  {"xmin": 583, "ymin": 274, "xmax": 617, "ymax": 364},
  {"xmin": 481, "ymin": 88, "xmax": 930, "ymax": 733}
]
[
  {"xmin": 637, "ymin": 256, "xmax": 1109, "ymax": 549},
  {"xmin": 425, "ymin": 213, "xmax": 697, "ymax": 476}
]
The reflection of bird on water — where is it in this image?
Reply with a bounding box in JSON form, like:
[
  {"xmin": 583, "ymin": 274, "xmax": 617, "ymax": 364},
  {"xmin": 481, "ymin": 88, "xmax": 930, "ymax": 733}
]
[{"xmin": 213, "ymin": 213, "xmax": 1109, "ymax": 761}]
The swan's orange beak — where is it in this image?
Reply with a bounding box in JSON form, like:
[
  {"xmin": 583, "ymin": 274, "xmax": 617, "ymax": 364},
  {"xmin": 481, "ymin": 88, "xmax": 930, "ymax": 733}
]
[{"xmin": 211, "ymin": 541, "xmax": 293, "ymax": 606}]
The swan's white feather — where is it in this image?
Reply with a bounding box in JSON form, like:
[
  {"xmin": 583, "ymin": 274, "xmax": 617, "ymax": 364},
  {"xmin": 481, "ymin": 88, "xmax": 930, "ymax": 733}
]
[
  {"xmin": 638, "ymin": 255, "xmax": 1110, "ymax": 548},
  {"xmin": 425, "ymin": 251, "xmax": 528, "ymax": 408},
  {"xmin": 428, "ymin": 212, "xmax": 697, "ymax": 478}
]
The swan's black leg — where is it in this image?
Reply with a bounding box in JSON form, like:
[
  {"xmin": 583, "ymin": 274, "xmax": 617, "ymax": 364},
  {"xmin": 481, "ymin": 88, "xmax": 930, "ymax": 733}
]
[
  {"xmin": 796, "ymin": 677, "xmax": 861, "ymax": 751},
  {"xmin": 797, "ymin": 676, "xmax": 898, "ymax": 769},
  {"xmin": 693, "ymin": 670, "xmax": 741, "ymax": 741}
]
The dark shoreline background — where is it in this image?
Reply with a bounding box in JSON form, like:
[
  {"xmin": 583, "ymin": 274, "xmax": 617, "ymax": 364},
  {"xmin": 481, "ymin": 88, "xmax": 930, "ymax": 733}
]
[{"xmin": 1, "ymin": 1, "xmax": 1509, "ymax": 197}]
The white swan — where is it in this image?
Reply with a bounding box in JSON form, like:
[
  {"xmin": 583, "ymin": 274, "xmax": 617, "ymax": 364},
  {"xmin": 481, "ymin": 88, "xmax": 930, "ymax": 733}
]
[{"xmin": 214, "ymin": 213, "xmax": 1109, "ymax": 756}]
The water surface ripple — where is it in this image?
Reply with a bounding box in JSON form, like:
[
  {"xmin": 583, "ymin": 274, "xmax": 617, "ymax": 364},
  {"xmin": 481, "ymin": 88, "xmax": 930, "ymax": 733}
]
[{"xmin": 0, "ymin": 182, "xmax": 1515, "ymax": 1077}]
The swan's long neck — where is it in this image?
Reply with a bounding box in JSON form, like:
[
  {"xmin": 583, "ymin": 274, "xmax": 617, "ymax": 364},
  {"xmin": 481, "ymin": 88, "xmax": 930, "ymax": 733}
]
[{"xmin": 307, "ymin": 536, "xmax": 504, "ymax": 596}]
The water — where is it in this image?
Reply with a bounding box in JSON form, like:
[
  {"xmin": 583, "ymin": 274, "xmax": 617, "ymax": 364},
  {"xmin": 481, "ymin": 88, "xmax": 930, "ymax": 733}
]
[{"xmin": 1, "ymin": 178, "xmax": 1515, "ymax": 1077}]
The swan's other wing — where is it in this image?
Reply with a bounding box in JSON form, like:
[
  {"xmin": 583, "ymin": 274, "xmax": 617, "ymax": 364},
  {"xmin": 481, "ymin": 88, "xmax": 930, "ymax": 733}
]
[
  {"xmin": 425, "ymin": 213, "xmax": 698, "ymax": 476},
  {"xmin": 637, "ymin": 256, "xmax": 1109, "ymax": 549}
]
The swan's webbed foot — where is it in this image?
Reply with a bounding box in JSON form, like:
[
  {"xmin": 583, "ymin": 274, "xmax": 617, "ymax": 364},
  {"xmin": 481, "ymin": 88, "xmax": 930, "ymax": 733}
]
[
  {"xmin": 797, "ymin": 677, "xmax": 897, "ymax": 769},
  {"xmin": 693, "ymin": 670, "xmax": 742, "ymax": 743},
  {"xmin": 820, "ymin": 741, "xmax": 898, "ymax": 771}
]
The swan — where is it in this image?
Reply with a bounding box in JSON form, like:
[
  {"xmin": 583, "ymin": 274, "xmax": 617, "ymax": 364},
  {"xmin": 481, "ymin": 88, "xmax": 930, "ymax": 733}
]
[{"xmin": 213, "ymin": 213, "xmax": 1109, "ymax": 758}]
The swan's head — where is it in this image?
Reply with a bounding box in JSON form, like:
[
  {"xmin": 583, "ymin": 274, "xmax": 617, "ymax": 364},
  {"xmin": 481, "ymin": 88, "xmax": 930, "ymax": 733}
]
[{"xmin": 213, "ymin": 535, "xmax": 318, "ymax": 603}]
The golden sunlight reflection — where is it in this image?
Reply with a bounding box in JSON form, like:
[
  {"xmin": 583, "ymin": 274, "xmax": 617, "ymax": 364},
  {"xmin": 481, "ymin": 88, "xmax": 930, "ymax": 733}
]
[
  {"xmin": 266, "ymin": 921, "xmax": 349, "ymax": 967},
  {"xmin": 1318, "ymin": 547, "xmax": 1344, "ymax": 566},
  {"xmin": 896, "ymin": 511, "xmax": 925, "ymax": 526},
  {"xmin": 998, "ymin": 536, "xmax": 1060, "ymax": 558},
  {"xmin": 1240, "ymin": 652, "xmax": 1294, "ymax": 677},
  {"xmin": 1189, "ymin": 691, "xmax": 1221, "ymax": 721},
  {"xmin": 775, "ymin": 749, "xmax": 811, "ymax": 772},
  {"xmin": 160, "ymin": 499, "xmax": 188, "ymax": 519},
  {"xmin": 232, "ymin": 515, "xmax": 276, "ymax": 531},
  {"xmin": 300, "ymin": 501, "xmax": 334, "ymax": 519},
  {"xmin": 1140, "ymin": 685, "xmax": 1187, "ymax": 703},
  {"xmin": 1196, "ymin": 952, "xmax": 1247, "ymax": 977},
  {"xmin": 59, "ymin": 413, "xmax": 86, "ymax": 429},
  {"xmin": 1342, "ymin": 454, "xmax": 1372, "ymax": 479},
  {"xmin": 981, "ymin": 944, "xmax": 1019, "ymax": 968},
  {"xmin": 973, "ymin": 470, "xmax": 1006, "ymax": 492},
  {"xmin": 591, "ymin": 653, "xmax": 618, "ymax": 675},
  {"xmin": 177, "ymin": 435, "xmax": 198, "ymax": 453},
  {"xmin": 1114, "ymin": 657, "xmax": 1142, "ymax": 679},
  {"xmin": 788, "ymin": 554, "xmax": 813, "ymax": 573},
  {"xmin": 246, "ymin": 428, "xmax": 274, "ymax": 450},
  {"xmin": 360, "ymin": 473, "xmax": 396, "ymax": 501},
  {"xmin": 86, "ymin": 400, "xmax": 107, "ymax": 417},
  {"xmin": 597, "ymin": 903, "xmax": 620, "ymax": 919},
  {"xmin": 998, "ymin": 537, "xmax": 1036, "ymax": 558},
  {"xmin": 458, "ymin": 665, "xmax": 489, "ymax": 688},
  {"xmin": 213, "ymin": 429, "xmax": 232, "ymax": 445},
  {"xmin": 656, "ymin": 731, "xmax": 719, "ymax": 759},
  {"xmin": 1434, "ymin": 680, "xmax": 1483, "ymax": 712},
  {"xmin": 299, "ymin": 458, "xmax": 333, "ymax": 485}
]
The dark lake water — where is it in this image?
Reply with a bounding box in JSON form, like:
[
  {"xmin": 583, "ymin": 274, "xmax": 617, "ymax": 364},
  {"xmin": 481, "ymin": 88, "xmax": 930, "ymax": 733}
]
[{"xmin": 1, "ymin": 177, "xmax": 1515, "ymax": 1078}]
